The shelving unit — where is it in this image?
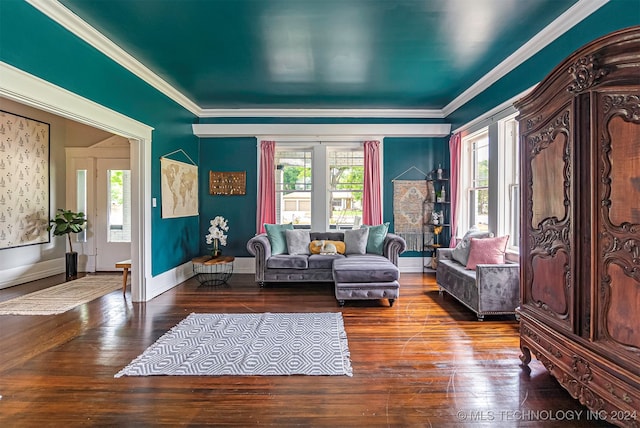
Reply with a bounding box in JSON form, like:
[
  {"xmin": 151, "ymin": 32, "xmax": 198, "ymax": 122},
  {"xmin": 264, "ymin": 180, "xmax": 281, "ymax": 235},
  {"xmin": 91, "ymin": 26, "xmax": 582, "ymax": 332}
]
[{"xmin": 423, "ymin": 176, "xmax": 450, "ymax": 273}]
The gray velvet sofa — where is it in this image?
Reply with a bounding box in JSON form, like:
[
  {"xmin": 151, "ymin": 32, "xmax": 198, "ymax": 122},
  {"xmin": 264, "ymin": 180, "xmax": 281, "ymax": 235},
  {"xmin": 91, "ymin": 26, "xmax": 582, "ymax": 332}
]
[
  {"xmin": 247, "ymin": 230, "xmax": 406, "ymax": 306},
  {"xmin": 246, "ymin": 231, "xmax": 406, "ymax": 286},
  {"xmin": 435, "ymin": 247, "xmax": 520, "ymax": 320}
]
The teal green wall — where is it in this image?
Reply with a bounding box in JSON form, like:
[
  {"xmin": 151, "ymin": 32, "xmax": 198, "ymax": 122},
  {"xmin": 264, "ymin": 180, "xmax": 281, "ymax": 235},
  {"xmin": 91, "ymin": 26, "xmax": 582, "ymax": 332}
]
[
  {"xmin": 384, "ymin": 137, "xmax": 449, "ymax": 257},
  {"xmin": 0, "ymin": 1, "xmax": 200, "ymax": 276},
  {"xmin": 447, "ymin": 0, "xmax": 640, "ymax": 129},
  {"xmin": 199, "ymin": 138, "xmax": 258, "ymax": 257}
]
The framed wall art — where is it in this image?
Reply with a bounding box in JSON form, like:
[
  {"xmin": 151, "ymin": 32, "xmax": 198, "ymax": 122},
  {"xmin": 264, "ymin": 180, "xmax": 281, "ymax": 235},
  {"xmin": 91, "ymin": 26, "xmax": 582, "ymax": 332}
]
[
  {"xmin": 0, "ymin": 110, "xmax": 50, "ymax": 249},
  {"xmin": 209, "ymin": 171, "xmax": 246, "ymax": 195}
]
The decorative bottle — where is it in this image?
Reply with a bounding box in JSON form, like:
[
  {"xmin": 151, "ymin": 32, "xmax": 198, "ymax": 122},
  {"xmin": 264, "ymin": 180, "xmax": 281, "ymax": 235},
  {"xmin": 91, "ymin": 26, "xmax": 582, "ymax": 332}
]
[
  {"xmin": 440, "ymin": 186, "xmax": 446, "ymax": 202},
  {"xmin": 437, "ymin": 164, "xmax": 443, "ymax": 180}
]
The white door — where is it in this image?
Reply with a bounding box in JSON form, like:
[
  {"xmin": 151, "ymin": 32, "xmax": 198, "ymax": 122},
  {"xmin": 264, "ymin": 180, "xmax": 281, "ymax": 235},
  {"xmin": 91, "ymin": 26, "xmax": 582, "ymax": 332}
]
[{"xmin": 95, "ymin": 158, "xmax": 131, "ymax": 271}]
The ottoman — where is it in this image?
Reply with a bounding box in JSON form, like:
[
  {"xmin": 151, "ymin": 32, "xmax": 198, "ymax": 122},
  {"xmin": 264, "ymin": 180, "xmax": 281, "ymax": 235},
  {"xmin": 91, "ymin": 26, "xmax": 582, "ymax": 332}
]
[{"xmin": 332, "ymin": 255, "xmax": 400, "ymax": 307}]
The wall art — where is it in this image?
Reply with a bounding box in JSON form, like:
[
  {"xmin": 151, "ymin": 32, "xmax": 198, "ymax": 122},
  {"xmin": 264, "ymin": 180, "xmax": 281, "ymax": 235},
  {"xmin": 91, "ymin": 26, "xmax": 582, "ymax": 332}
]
[
  {"xmin": 0, "ymin": 110, "xmax": 50, "ymax": 249},
  {"xmin": 209, "ymin": 171, "xmax": 246, "ymax": 195}
]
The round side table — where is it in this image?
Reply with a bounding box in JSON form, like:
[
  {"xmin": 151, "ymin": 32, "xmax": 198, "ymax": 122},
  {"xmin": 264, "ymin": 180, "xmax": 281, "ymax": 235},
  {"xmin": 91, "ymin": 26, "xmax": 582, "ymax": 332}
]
[{"xmin": 192, "ymin": 255, "xmax": 235, "ymax": 286}]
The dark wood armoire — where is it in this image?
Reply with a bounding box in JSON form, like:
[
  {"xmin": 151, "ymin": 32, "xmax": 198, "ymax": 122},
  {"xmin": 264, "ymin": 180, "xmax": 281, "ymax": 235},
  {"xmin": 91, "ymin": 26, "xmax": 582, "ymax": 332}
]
[{"xmin": 515, "ymin": 26, "xmax": 640, "ymax": 427}]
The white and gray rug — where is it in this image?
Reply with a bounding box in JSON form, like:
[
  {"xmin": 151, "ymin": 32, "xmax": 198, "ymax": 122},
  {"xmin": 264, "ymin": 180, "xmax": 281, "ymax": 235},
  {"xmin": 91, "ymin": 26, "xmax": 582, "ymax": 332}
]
[{"xmin": 115, "ymin": 312, "xmax": 353, "ymax": 377}]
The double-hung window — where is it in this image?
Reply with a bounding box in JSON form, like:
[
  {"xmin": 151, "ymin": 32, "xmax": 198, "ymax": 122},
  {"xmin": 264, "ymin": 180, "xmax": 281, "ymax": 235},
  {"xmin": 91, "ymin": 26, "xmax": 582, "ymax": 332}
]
[
  {"xmin": 274, "ymin": 143, "xmax": 364, "ymax": 230},
  {"xmin": 498, "ymin": 114, "xmax": 520, "ymax": 252},
  {"xmin": 457, "ymin": 113, "xmax": 520, "ymax": 253},
  {"xmin": 464, "ymin": 130, "xmax": 490, "ymax": 232}
]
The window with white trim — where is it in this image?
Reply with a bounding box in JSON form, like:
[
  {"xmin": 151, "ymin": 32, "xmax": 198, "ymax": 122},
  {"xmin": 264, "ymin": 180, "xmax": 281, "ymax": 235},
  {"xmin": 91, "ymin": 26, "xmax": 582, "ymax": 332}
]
[
  {"xmin": 498, "ymin": 114, "xmax": 520, "ymax": 251},
  {"xmin": 275, "ymin": 143, "xmax": 364, "ymax": 230},
  {"xmin": 457, "ymin": 113, "xmax": 520, "ymax": 253},
  {"xmin": 461, "ymin": 129, "xmax": 490, "ymax": 232}
]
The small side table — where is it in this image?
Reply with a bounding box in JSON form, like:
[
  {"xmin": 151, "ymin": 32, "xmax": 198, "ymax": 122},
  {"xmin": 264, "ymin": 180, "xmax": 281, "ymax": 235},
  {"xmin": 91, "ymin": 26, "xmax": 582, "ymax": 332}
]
[
  {"xmin": 115, "ymin": 259, "xmax": 131, "ymax": 295},
  {"xmin": 192, "ymin": 255, "xmax": 235, "ymax": 286}
]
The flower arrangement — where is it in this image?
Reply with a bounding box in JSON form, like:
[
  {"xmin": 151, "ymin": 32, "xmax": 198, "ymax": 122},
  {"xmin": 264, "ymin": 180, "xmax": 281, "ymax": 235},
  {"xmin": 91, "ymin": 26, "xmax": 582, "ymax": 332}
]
[{"xmin": 206, "ymin": 216, "xmax": 229, "ymax": 257}]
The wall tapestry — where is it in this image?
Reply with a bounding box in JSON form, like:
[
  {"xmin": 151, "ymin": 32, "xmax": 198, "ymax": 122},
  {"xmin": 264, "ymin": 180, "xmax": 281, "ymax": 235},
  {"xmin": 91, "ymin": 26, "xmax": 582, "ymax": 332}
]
[
  {"xmin": 0, "ymin": 110, "xmax": 50, "ymax": 250},
  {"xmin": 393, "ymin": 180, "xmax": 434, "ymax": 252},
  {"xmin": 160, "ymin": 157, "xmax": 198, "ymax": 218},
  {"xmin": 209, "ymin": 171, "xmax": 246, "ymax": 195}
]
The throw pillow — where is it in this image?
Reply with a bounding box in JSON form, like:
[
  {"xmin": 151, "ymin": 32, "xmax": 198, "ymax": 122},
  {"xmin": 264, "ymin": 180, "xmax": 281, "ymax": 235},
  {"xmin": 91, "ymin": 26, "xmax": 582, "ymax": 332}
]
[
  {"xmin": 344, "ymin": 228, "xmax": 369, "ymax": 255},
  {"xmin": 361, "ymin": 222, "xmax": 389, "ymax": 255},
  {"xmin": 451, "ymin": 227, "xmax": 493, "ymax": 266},
  {"xmin": 285, "ymin": 229, "xmax": 311, "ymax": 255},
  {"xmin": 264, "ymin": 223, "xmax": 294, "ymax": 255},
  {"xmin": 309, "ymin": 240, "xmax": 346, "ymax": 255},
  {"xmin": 465, "ymin": 235, "xmax": 510, "ymax": 270}
]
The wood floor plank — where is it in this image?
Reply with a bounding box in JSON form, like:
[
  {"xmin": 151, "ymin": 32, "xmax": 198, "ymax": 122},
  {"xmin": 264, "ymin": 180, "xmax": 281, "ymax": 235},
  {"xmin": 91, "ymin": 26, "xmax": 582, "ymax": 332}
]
[{"xmin": 0, "ymin": 273, "xmax": 615, "ymax": 427}]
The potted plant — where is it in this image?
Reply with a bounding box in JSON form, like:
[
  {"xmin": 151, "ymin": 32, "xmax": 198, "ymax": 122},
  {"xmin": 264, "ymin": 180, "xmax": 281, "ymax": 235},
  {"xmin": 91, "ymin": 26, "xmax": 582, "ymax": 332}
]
[{"xmin": 48, "ymin": 209, "xmax": 87, "ymax": 280}]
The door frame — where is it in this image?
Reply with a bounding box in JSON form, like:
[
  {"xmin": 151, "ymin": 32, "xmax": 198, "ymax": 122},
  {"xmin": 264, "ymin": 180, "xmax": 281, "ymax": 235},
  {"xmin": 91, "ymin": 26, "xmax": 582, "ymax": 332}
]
[{"xmin": 1, "ymin": 63, "xmax": 153, "ymax": 302}]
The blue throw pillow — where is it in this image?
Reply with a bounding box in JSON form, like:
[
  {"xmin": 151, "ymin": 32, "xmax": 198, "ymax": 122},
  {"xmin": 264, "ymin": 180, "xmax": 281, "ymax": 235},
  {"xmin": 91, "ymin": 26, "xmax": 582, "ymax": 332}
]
[
  {"xmin": 264, "ymin": 223, "xmax": 294, "ymax": 255},
  {"xmin": 362, "ymin": 222, "xmax": 389, "ymax": 255}
]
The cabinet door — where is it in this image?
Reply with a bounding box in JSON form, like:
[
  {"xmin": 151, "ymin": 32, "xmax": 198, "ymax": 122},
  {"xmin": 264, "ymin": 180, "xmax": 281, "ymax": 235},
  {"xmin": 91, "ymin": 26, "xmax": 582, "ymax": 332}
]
[
  {"xmin": 520, "ymin": 104, "xmax": 575, "ymax": 333},
  {"xmin": 592, "ymin": 90, "xmax": 640, "ymax": 367}
]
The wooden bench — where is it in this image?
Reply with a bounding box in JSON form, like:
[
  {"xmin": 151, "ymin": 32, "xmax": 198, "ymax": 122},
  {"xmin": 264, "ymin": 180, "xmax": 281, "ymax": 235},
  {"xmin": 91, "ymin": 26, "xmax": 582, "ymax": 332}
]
[{"xmin": 115, "ymin": 259, "xmax": 131, "ymax": 295}]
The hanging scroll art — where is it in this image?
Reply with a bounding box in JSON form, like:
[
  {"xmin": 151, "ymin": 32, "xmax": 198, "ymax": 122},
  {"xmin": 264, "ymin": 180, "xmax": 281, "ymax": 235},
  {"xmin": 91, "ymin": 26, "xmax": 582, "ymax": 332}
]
[
  {"xmin": 209, "ymin": 171, "xmax": 246, "ymax": 195},
  {"xmin": 393, "ymin": 180, "xmax": 434, "ymax": 252},
  {"xmin": 0, "ymin": 110, "xmax": 50, "ymax": 249}
]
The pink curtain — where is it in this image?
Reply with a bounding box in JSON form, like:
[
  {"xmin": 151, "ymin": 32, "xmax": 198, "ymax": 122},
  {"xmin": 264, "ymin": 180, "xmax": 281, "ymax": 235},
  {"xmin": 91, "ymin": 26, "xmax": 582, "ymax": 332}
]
[
  {"xmin": 257, "ymin": 140, "xmax": 276, "ymax": 234},
  {"xmin": 363, "ymin": 140, "xmax": 382, "ymax": 225},
  {"xmin": 448, "ymin": 133, "xmax": 462, "ymax": 247}
]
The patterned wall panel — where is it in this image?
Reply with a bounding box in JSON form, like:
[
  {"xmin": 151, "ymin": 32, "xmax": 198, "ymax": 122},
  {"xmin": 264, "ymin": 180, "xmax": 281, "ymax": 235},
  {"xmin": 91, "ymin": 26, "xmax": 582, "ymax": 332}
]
[{"xmin": 0, "ymin": 110, "xmax": 50, "ymax": 249}]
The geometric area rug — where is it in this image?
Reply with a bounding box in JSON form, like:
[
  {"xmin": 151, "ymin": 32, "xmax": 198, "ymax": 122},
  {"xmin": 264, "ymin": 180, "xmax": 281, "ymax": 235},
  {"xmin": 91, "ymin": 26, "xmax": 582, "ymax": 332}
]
[
  {"xmin": 0, "ymin": 274, "xmax": 121, "ymax": 316},
  {"xmin": 115, "ymin": 312, "xmax": 353, "ymax": 377}
]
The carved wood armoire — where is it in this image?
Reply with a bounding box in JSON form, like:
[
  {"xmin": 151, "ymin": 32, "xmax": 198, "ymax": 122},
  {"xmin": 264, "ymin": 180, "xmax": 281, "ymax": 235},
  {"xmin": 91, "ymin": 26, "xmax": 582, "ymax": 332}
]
[{"xmin": 515, "ymin": 27, "xmax": 640, "ymax": 427}]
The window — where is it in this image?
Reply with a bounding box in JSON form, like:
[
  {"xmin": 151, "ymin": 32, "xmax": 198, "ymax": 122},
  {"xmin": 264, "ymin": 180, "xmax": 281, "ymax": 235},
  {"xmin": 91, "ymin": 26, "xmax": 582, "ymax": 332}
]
[
  {"xmin": 107, "ymin": 169, "xmax": 131, "ymax": 242},
  {"xmin": 274, "ymin": 143, "xmax": 364, "ymax": 230},
  {"xmin": 328, "ymin": 149, "xmax": 363, "ymax": 229},
  {"xmin": 275, "ymin": 150, "xmax": 312, "ymax": 226},
  {"xmin": 457, "ymin": 113, "xmax": 520, "ymax": 253},
  {"xmin": 464, "ymin": 130, "xmax": 489, "ymax": 232},
  {"xmin": 499, "ymin": 115, "xmax": 520, "ymax": 251}
]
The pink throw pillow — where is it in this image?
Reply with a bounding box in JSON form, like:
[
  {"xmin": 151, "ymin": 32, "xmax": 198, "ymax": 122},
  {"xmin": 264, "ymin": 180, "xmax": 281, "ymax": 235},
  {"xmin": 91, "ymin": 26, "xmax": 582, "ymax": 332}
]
[{"xmin": 465, "ymin": 235, "xmax": 509, "ymax": 270}]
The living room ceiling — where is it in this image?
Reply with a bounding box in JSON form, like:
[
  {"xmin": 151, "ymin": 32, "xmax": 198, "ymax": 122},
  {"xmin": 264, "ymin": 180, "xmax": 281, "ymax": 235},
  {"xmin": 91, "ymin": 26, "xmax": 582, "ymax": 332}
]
[{"xmin": 58, "ymin": 0, "xmax": 581, "ymax": 112}]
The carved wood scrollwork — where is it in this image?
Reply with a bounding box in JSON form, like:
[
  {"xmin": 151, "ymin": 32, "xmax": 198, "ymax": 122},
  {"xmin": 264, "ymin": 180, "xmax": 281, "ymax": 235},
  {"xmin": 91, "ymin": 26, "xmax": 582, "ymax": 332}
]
[
  {"xmin": 600, "ymin": 94, "xmax": 640, "ymax": 284},
  {"xmin": 521, "ymin": 325, "xmax": 563, "ymax": 358},
  {"xmin": 527, "ymin": 110, "xmax": 572, "ymax": 257},
  {"xmin": 567, "ymin": 54, "xmax": 609, "ymax": 93},
  {"xmin": 560, "ymin": 373, "xmax": 606, "ymax": 412}
]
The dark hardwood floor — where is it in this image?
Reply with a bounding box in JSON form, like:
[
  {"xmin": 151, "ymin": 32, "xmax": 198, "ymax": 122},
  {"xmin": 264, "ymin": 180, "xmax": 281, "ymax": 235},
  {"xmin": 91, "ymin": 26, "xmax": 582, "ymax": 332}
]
[{"xmin": 0, "ymin": 273, "xmax": 614, "ymax": 427}]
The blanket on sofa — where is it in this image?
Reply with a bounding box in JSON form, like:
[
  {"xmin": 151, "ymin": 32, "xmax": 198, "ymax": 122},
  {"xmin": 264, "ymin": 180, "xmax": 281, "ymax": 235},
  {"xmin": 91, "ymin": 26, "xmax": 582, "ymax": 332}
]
[{"xmin": 393, "ymin": 180, "xmax": 433, "ymax": 251}]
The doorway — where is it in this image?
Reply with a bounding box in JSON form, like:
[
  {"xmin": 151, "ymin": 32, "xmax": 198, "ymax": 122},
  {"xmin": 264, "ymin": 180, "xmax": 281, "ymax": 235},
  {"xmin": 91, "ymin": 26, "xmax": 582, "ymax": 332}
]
[{"xmin": 96, "ymin": 158, "xmax": 131, "ymax": 271}]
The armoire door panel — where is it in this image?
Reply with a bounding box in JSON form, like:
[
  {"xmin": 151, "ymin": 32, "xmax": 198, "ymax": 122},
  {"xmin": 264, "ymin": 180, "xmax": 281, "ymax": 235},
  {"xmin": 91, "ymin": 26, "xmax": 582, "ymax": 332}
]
[
  {"xmin": 604, "ymin": 263, "xmax": 640, "ymax": 350},
  {"xmin": 531, "ymin": 251, "xmax": 570, "ymax": 317},
  {"xmin": 594, "ymin": 90, "xmax": 640, "ymax": 359},
  {"xmin": 531, "ymin": 130, "xmax": 568, "ymax": 227}
]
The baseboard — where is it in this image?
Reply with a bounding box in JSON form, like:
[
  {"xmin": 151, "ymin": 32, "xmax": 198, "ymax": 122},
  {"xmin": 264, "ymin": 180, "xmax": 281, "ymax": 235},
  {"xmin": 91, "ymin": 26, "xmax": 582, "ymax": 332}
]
[
  {"xmin": 146, "ymin": 261, "xmax": 195, "ymax": 301},
  {"xmin": 398, "ymin": 256, "xmax": 425, "ymax": 273},
  {"xmin": 0, "ymin": 258, "xmax": 65, "ymax": 290}
]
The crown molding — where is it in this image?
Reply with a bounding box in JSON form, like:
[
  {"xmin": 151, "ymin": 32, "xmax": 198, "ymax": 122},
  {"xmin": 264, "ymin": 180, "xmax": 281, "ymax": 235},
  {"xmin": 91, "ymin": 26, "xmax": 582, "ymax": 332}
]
[
  {"xmin": 0, "ymin": 61, "xmax": 153, "ymax": 139},
  {"xmin": 26, "ymin": 0, "xmax": 202, "ymax": 117},
  {"xmin": 192, "ymin": 123, "xmax": 451, "ymax": 138},
  {"xmin": 198, "ymin": 108, "xmax": 444, "ymax": 118},
  {"xmin": 442, "ymin": 0, "xmax": 608, "ymax": 117}
]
